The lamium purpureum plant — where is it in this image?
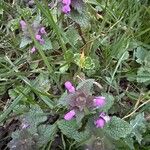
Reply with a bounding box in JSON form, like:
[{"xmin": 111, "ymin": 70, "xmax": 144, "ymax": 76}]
[
  {"xmin": 19, "ymin": 16, "xmax": 49, "ymax": 53},
  {"xmin": 62, "ymin": 80, "xmax": 110, "ymax": 128}
]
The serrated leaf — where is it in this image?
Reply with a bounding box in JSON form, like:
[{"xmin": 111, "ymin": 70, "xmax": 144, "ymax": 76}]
[
  {"xmin": 130, "ymin": 113, "xmax": 146, "ymax": 144},
  {"xmin": 41, "ymin": 38, "xmax": 53, "ymax": 50},
  {"xmin": 58, "ymin": 120, "xmax": 90, "ymax": 143},
  {"xmin": 37, "ymin": 124, "xmax": 57, "ymax": 148},
  {"xmin": 71, "ymin": 0, "xmax": 85, "ymax": 14},
  {"xmin": 137, "ymin": 67, "xmax": 150, "ymax": 83},
  {"xmin": 64, "ymin": 50, "xmax": 74, "ymax": 62},
  {"xmin": 135, "ymin": 47, "xmax": 147, "ymax": 64},
  {"xmin": 20, "ymin": 36, "xmax": 32, "ymax": 48},
  {"xmin": 66, "ymin": 27, "xmax": 81, "ymax": 45},
  {"xmin": 104, "ymin": 116, "xmax": 132, "ymax": 140},
  {"xmin": 8, "ymin": 129, "xmax": 37, "ymax": 150},
  {"xmin": 76, "ymin": 79, "xmax": 95, "ymax": 95},
  {"xmin": 23, "ymin": 105, "xmax": 47, "ymax": 135},
  {"xmin": 58, "ymin": 91, "xmax": 69, "ymax": 107},
  {"xmin": 70, "ymin": 10, "xmax": 90, "ymax": 28},
  {"xmin": 84, "ymin": 57, "xmax": 95, "ymax": 69},
  {"xmin": 36, "ymin": 73, "xmax": 51, "ymax": 92}
]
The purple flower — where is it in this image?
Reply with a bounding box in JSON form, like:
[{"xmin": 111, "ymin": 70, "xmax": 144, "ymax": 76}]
[
  {"xmin": 40, "ymin": 27, "xmax": 46, "ymax": 35},
  {"xmin": 62, "ymin": 0, "xmax": 71, "ymax": 5},
  {"xmin": 20, "ymin": 20, "xmax": 26, "ymax": 30},
  {"xmin": 64, "ymin": 110, "xmax": 76, "ymax": 120},
  {"xmin": 31, "ymin": 46, "xmax": 36, "ymax": 53},
  {"xmin": 99, "ymin": 112, "xmax": 111, "ymax": 123},
  {"xmin": 64, "ymin": 81, "xmax": 75, "ymax": 93},
  {"xmin": 94, "ymin": 118, "xmax": 105, "ymax": 128},
  {"xmin": 94, "ymin": 113, "xmax": 111, "ymax": 128},
  {"xmin": 93, "ymin": 96, "xmax": 106, "ymax": 107},
  {"xmin": 62, "ymin": 5, "xmax": 71, "ymax": 14},
  {"xmin": 35, "ymin": 34, "xmax": 41, "ymax": 41},
  {"xmin": 39, "ymin": 38, "xmax": 45, "ymax": 45}
]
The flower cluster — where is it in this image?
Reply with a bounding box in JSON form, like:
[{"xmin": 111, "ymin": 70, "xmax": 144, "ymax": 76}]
[
  {"xmin": 62, "ymin": 0, "xmax": 72, "ymax": 14},
  {"xmin": 63, "ymin": 81, "xmax": 110, "ymax": 128},
  {"xmin": 19, "ymin": 20, "xmax": 47, "ymax": 53}
]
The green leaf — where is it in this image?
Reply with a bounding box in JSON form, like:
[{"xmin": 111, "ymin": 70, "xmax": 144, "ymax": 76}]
[
  {"xmin": 65, "ymin": 27, "xmax": 81, "ymax": 45},
  {"xmin": 70, "ymin": 10, "xmax": 90, "ymax": 28},
  {"xmin": 76, "ymin": 79, "xmax": 95, "ymax": 95},
  {"xmin": 104, "ymin": 116, "xmax": 132, "ymax": 140},
  {"xmin": 23, "ymin": 105, "xmax": 47, "ymax": 135},
  {"xmin": 37, "ymin": 124, "xmax": 57, "ymax": 148},
  {"xmin": 101, "ymin": 93, "xmax": 114, "ymax": 112},
  {"xmin": 58, "ymin": 119, "xmax": 90, "ymax": 143},
  {"xmin": 36, "ymin": 73, "xmax": 51, "ymax": 92},
  {"xmin": 41, "ymin": 38, "xmax": 53, "ymax": 50},
  {"xmin": 64, "ymin": 50, "xmax": 74, "ymax": 62},
  {"xmin": 130, "ymin": 113, "xmax": 146, "ymax": 144},
  {"xmin": 8, "ymin": 130, "xmax": 37, "ymax": 150},
  {"xmin": 20, "ymin": 36, "xmax": 32, "ymax": 48},
  {"xmin": 137, "ymin": 67, "xmax": 150, "ymax": 83},
  {"xmin": 84, "ymin": 57, "xmax": 95, "ymax": 69},
  {"xmin": 135, "ymin": 47, "xmax": 148, "ymax": 64}
]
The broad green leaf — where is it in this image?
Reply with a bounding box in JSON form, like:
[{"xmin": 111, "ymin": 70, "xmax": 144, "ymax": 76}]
[
  {"xmin": 65, "ymin": 27, "xmax": 81, "ymax": 45},
  {"xmin": 135, "ymin": 47, "xmax": 147, "ymax": 64},
  {"xmin": 130, "ymin": 113, "xmax": 146, "ymax": 144},
  {"xmin": 36, "ymin": 73, "xmax": 51, "ymax": 92},
  {"xmin": 23, "ymin": 105, "xmax": 47, "ymax": 135},
  {"xmin": 41, "ymin": 38, "xmax": 53, "ymax": 50},
  {"xmin": 84, "ymin": 57, "xmax": 95, "ymax": 69},
  {"xmin": 8, "ymin": 130, "xmax": 37, "ymax": 150},
  {"xmin": 101, "ymin": 93, "xmax": 114, "ymax": 112},
  {"xmin": 104, "ymin": 116, "xmax": 132, "ymax": 140},
  {"xmin": 137, "ymin": 67, "xmax": 150, "ymax": 83},
  {"xmin": 58, "ymin": 119, "xmax": 90, "ymax": 143},
  {"xmin": 64, "ymin": 50, "xmax": 74, "ymax": 62},
  {"xmin": 20, "ymin": 36, "xmax": 32, "ymax": 48},
  {"xmin": 76, "ymin": 79, "xmax": 95, "ymax": 95},
  {"xmin": 37, "ymin": 124, "xmax": 57, "ymax": 147},
  {"xmin": 70, "ymin": 10, "xmax": 90, "ymax": 28}
]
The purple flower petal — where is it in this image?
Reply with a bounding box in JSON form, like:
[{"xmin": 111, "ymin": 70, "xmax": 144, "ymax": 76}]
[
  {"xmin": 94, "ymin": 118, "xmax": 105, "ymax": 128},
  {"xmin": 35, "ymin": 34, "xmax": 41, "ymax": 41},
  {"xmin": 64, "ymin": 110, "xmax": 76, "ymax": 120},
  {"xmin": 20, "ymin": 20, "xmax": 26, "ymax": 30},
  {"xmin": 31, "ymin": 46, "xmax": 36, "ymax": 53},
  {"xmin": 65, "ymin": 81, "xmax": 72, "ymax": 89},
  {"xmin": 99, "ymin": 112, "xmax": 111, "ymax": 123},
  {"xmin": 93, "ymin": 96, "xmax": 106, "ymax": 107},
  {"xmin": 39, "ymin": 38, "xmax": 45, "ymax": 45},
  {"xmin": 62, "ymin": 0, "xmax": 71, "ymax": 5},
  {"xmin": 68, "ymin": 86, "xmax": 75, "ymax": 93},
  {"xmin": 40, "ymin": 27, "xmax": 47, "ymax": 35},
  {"xmin": 62, "ymin": 5, "xmax": 71, "ymax": 14}
]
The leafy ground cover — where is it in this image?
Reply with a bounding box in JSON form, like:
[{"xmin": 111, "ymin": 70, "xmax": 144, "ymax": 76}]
[{"xmin": 0, "ymin": 0, "xmax": 150, "ymax": 149}]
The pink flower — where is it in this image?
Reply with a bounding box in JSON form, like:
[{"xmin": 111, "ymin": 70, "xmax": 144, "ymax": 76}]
[
  {"xmin": 31, "ymin": 46, "xmax": 36, "ymax": 53},
  {"xmin": 68, "ymin": 86, "xmax": 75, "ymax": 93},
  {"xmin": 94, "ymin": 118, "xmax": 105, "ymax": 128},
  {"xmin": 62, "ymin": 0, "xmax": 71, "ymax": 5},
  {"xmin": 40, "ymin": 27, "xmax": 46, "ymax": 35},
  {"xmin": 93, "ymin": 96, "xmax": 106, "ymax": 107},
  {"xmin": 20, "ymin": 20, "xmax": 26, "ymax": 30},
  {"xmin": 64, "ymin": 81, "xmax": 75, "ymax": 93},
  {"xmin": 35, "ymin": 34, "xmax": 41, "ymax": 41},
  {"xmin": 99, "ymin": 112, "xmax": 111, "ymax": 123},
  {"xmin": 64, "ymin": 110, "xmax": 76, "ymax": 120},
  {"xmin": 39, "ymin": 38, "xmax": 45, "ymax": 45},
  {"xmin": 62, "ymin": 5, "xmax": 71, "ymax": 14}
]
